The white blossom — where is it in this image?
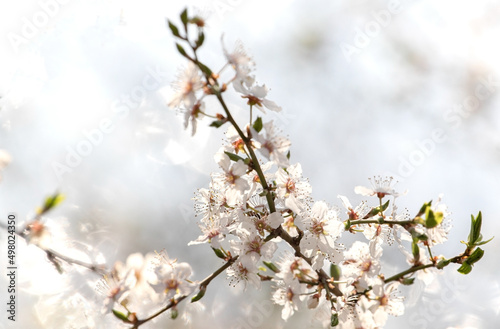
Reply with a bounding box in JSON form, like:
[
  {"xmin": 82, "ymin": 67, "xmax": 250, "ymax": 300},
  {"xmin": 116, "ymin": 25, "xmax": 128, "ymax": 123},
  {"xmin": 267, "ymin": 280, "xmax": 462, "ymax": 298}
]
[
  {"xmin": 226, "ymin": 254, "xmax": 261, "ymax": 289},
  {"xmin": 222, "ymin": 36, "xmax": 254, "ymax": 84},
  {"xmin": 168, "ymin": 62, "xmax": 203, "ymax": 110},
  {"xmin": 276, "ymin": 163, "xmax": 312, "ymax": 213},
  {"xmin": 252, "ymin": 121, "xmax": 290, "ymax": 167},
  {"xmin": 150, "ymin": 252, "xmax": 196, "ymax": 300},
  {"xmin": 272, "ymin": 280, "xmax": 305, "ymax": 320},
  {"xmin": 354, "ymin": 176, "xmax": 407, "ymax": 198},
  {"xmin": 233, "ymin": 75, "xmax": 282, "ymax": 113},
  {"xmin": 343, "ymin": 240, "xmax": 383, "ymax": 291},
  {"xmin": 299, "ymin": 201, "xmax": 343, "ymax": 267}
]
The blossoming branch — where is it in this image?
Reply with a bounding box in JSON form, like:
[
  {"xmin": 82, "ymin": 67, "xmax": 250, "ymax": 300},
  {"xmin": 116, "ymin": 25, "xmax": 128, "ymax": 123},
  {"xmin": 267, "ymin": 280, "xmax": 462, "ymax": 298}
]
[{"xmin": 0, "ymin": 7, "xmax": 493, "ymax": 329}]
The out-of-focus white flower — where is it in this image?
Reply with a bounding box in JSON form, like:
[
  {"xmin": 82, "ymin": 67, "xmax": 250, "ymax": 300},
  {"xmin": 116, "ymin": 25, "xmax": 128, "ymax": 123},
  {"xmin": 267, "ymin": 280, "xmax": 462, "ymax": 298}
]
[
  {"xmin": 0, "ymin": 149, "xmax": 11, "ymax": 167},
  {"xmin": 183, "ymin": 100, "xmax": 204, "ymax": 136},
  {"xmin": 96, "ymin": 266, "xmax": 132, "ymax": 314},
  {"xmin": 168, "ymin": 62, "xmax": 203, "ymax": 110},
  {"xmin": 117, "ymin": 253, "xmax": 158, "ymax": 301},
  {"xmin": 354, "ymin": 176, "xmax": 407, "ymax": 198},
  {"xmin": 35, "ymin": 292, "xmax": 114, "ymax": 329},
  {"xmin": 167, "ymin": 62, "xmax": 205, "ymax": 136},
  {"xmin": 222, "ymin": 36, "xmax": 254, "ymax": 83},
  {"xmin": 150, "ymin": 252, "xmax": 196, "ymax": 301},
  {"xmin": 23, "ymin": 219, "xmax": 52, "ymax": 248},
  {"xmin": 0, "ymin": 149, "xmax": 11, "ymax": 182}
]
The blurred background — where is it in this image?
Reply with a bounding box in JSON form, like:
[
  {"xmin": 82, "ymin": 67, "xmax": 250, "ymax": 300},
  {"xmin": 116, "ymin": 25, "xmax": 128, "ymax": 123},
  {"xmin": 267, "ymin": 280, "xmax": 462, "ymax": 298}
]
[{"xmin": 1, "ymin": 0, "xmax": 499, "ymax": 328}]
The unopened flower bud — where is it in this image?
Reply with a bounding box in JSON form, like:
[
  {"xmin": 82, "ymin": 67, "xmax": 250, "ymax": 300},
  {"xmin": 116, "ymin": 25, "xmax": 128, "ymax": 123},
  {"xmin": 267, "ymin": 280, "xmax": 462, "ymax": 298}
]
[{"xmin": 307, "ymin": 294, "xmax": 319, "ymax": 309}]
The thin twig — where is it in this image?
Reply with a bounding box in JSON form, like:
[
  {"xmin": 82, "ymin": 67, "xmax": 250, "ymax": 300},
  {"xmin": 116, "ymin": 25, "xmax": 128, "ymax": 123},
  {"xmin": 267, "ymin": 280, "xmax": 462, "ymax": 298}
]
[
  {"xmin": 132, "ymin": 256, "xmax": 238, "ymax": 328},
  {"xmin": 0, "ymin": 222, "xmax": 108, "ymax": 276}
]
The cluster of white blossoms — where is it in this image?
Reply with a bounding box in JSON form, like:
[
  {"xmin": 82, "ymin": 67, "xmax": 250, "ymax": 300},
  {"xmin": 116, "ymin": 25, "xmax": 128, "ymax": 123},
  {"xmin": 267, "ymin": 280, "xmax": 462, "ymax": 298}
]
[
  {"xmin": 0, "ymin": 8, "xmax": 490, "ymax": 329},
  {"xmin": 163, "ymin": 11, "xmax": 462, "ymax": 328}
]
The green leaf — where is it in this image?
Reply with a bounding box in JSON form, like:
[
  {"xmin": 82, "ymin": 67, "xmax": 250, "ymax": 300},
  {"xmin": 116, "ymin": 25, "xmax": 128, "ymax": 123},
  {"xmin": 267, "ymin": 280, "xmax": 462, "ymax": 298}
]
[
  {"xmin": 472, "ymin": 212, "xmax": 482, "ymax": 244},
  {"xmin": 180, "ymin": 8, "xmax": 188, "ymax": 26},
  {"xmin": 112, "ymin": 309, "xmax": 130, "ymax": 323},
  {"xmin": 253, "ymin": 117, "xmax": 263, "ymax": 132},
  {"xmin": 474, "ymin": 236, "xmax": 494, "ymax": 246},
  {"xmin": 380, "ymin": 199, "xmax": 390, "ymax": 212},
  {"xmin": 171, "ymin": 308, "xmax": 179, "ymax": 319},
  {"xmin": 411, "ymin": 241, "xmax": 420, "ymax": 261},
  {"xmin": 410, "ymin": 229, "xmax": 428, "ymax": 242},
  {"xmin": 263, "ymin": 261, "xmax": 280, "ymax": 273},
  {"xmin": 176, "ymin": 43, "xmax": 188, "ymax": 58},
  {"xmin": 286, "ymin": 150, "xmax": 290, "ymax": 160},
  {"xmin": 38, "ymin": 193, "xmax": 65, "ymax": 215},
  {"xmin": 417, "ymin": 201, "xmax": 432, "ymax": 217},
  {"xmin": 401, "ymin": 277, "xmax": 415, "ymax": 285},
  {"xmin": 331, "ymin": 313, "xmax": 339, "ymax": 327},
  {"xmin": 330, "ymin": 264, "xmax": 341, "ymax": 281},
  {"xmin": 212, "ymin": 248, "xmax": 226, "ymax": 259},
  {"xmin": 197, "ymin": 62, "xmax": 212, "ymax": 77},
  {"xmin": 467, "ymin": 247, "xmax": 484, "ymax": 264},
  {"xmin": 210, "ymin": 119, "xmax": 226, "ymax": 128},
  {"xmin": 167, "ymin": 20, "xmax": 181, "ymax": 37},
  {"xmin": 457, "ymin": 262, "xmax": 473, "ymax": 275},
  {"xmin": 224, "ymin": 151, "xmax": 245, "ymax": 163},
  {"xmin": 367, "ymin": 200, "xmax": 390, "ymax": 217},
  {"xmin": 424, "ymin": 208, "xmax": 443, "ymax": 229},
  {"xmin": 196, "ymin": 32, "xmax": 205, "ymax": 47},
  {"xmin": 191, "ymin": 287, "xmax": 206, "ymax": 302},
  {"xmin": 467, "ymin": 212, "xmax": 483, "ymax": 246}
]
